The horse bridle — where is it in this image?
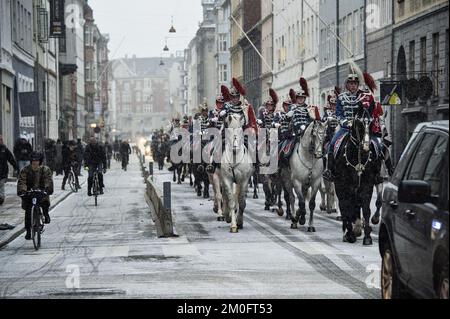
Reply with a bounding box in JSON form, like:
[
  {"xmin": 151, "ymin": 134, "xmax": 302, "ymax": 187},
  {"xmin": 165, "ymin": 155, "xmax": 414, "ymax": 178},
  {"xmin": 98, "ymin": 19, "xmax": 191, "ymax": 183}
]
[{"xmin": 344, "ymin": 110, "xmax": 373, "ymax": 186}]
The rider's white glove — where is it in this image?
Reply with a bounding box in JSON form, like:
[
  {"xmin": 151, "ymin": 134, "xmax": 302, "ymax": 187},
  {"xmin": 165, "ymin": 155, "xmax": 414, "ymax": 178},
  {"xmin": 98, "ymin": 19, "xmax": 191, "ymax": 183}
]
[
  {"xmin": 286, "ymin": 111, "xmax": 294, "ymax": 118},
  {"xmin": 257, "ymin": 119, "xmax": 263, "ymax": 125},
  {"xmin": 219, "ymin": 110, "xmax": 227, "ymax": 117},
  {"xmin": 273, "ymin": 123, "xmax": 281, "ymax": 129},
  {"xmin": 211, "ymin": 117, "xmax": 218, "ymax": 123}
]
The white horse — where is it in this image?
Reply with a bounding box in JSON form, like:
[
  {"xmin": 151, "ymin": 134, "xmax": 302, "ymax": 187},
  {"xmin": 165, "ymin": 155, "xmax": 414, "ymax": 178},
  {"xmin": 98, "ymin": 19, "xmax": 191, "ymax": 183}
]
[
  {"xmin": 290, "ymin": 121, "xmax": 327, "ymax": 232},
  {"xmin": 220, "ymin": 113, "xmax": 255, "ymax": 233}
]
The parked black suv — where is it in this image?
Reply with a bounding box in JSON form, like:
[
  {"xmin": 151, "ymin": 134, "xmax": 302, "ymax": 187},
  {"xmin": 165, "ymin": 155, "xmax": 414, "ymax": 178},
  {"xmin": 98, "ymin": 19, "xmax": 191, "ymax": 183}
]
[{"xmin": 379, "ymin": 121, "xmax": 448, "ymax": 299}]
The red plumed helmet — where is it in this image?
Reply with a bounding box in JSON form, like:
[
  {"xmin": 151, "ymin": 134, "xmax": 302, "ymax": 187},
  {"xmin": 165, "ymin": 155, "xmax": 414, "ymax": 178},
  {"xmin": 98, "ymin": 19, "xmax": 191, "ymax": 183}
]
[
  {"xmin": 363, "ymin": 72, "xmax": 377, "ymax": 93},
  {"xmin": 298, "ymin": 77, "xmax": 309, "ymax": 97},
  {"xmin": 289, "ymin": 89, "xmax": 296, "ymax": 102},
  {"xmin": 232, "ymin": 77, "xmax": 246, "ymax": 96},
  {"xmin": 221, "ymin": 85, "xmax": 231, "ymax": 102},
  {"xmin": 269, "ymin": 89, "xmax": 279, "ymax": 105}
]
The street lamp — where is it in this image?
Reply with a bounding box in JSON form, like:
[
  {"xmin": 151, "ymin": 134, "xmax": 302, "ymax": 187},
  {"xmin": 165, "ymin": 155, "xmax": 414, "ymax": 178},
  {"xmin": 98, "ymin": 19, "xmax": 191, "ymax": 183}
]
[{"xmin": 169, "ymin": 16, "xmax": 176, "ymax": 33}]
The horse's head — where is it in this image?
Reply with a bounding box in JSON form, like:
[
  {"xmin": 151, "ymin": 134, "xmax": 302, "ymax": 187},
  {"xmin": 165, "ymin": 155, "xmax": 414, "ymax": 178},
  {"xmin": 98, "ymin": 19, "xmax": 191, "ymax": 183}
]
[
  {"xmin": 350, "ymin": 104, "xmax": 371, "ymax": 152},
  {"xmin": 302, "ymin": 121, "xmax": 327, "ymax": 158},
  {"xmin": 225, "ymin": 112, "xmax": 245, "ymax": 151}
]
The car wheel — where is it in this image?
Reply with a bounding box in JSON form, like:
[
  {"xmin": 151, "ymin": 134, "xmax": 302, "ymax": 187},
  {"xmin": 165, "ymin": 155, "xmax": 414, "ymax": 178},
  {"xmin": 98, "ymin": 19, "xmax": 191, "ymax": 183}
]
[
  {"xmin": 438, "ymin": 264, "xmax": 449, "ymax": 299},
  {"xmin": 381, "ymin": 246, "xmax": 404, "ymax": 299}
]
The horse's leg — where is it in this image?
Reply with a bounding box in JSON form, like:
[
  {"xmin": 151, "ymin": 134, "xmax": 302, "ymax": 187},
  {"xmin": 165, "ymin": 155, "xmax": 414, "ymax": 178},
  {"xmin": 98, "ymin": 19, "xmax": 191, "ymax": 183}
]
[
  {"xmin": 276, "ymin": 181, "xmax": 283, "ymax": 216},
  {"xmin": 253, "ymin": 172, "xmax": 259, "ymax": 199},
  {"xmin": 319, "ymin": 179, "xmax": 327, "ymax": 212},
  {"xmin": 371, "ymin": 184, "xmax": 383, "ymax": 225},
  {"xmin": 173, "ymin": 168, "xmax": 176, "ymax": 182},
  {"xmin": 362, "ymin": 186, "xmax": 374, "ymax": 246},
  {"xmin": 291, "ymin": 179, "xmax": 306, "ymax": 229},
  {"xmin": 307, "ymin": 183, "xmax": 320, "ymax": 233},
  {"xmin": 203, "ymin": 173, "xmax": 210, "ymax": 199},
  {"xmin": 214, "ymin": 173, "xmax": 224, "ymax": 221},
  {"xmin": 263, "ymin": 177, "xmax": 271, "ymax": 211},
  {"xmin": 222, "ymin": 184, "xmax": 230, "ymax": 224},
  {"xmin": 284, "ymin": 185, "xmax": 292, "ymax": 220},
  {"xmin": 229, "ymin": 183, "xmax": 238, "ymax": 233},
  {"xmin": 353, "ymin": 202, "xmax": 363, "ymax": 237},
  {"xmin": 177, "ymin": 166, "xmax": 182, "ymax": 185},
  {"xmin": 237, "ymin": 182, "xmax": 247, "ymax": 230},
  {"xmin": 336, "ymin": 185, "xmax": 356, "ymax": 243}
]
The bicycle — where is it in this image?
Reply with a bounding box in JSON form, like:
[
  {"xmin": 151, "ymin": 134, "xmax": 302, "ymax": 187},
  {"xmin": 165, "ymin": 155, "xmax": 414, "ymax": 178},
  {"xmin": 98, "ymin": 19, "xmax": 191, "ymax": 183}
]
[
  {"xmin": 68, "ymin": 162, "xmax": 80, "ymax": 193},
  {"xmin": 86, "ymin": 166, "xmax": 102, "ymax": 206},
  {"xmin": 20, "ymin": 190, "xmax": 47, "ymax": 250}
]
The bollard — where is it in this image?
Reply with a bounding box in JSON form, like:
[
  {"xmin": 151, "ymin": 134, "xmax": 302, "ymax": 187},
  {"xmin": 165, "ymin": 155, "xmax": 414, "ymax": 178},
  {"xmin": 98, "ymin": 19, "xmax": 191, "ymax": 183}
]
[
  {"xmin": 142, "ymin": 154, "xmax": 145, "ymax": 164},
  {"xmin": 149, "ymin": 162, "xmax": 154, "ymax": 176},
  {"xmin": 163, "ymin": 182, "xmax": 171, "ymax": 212}
]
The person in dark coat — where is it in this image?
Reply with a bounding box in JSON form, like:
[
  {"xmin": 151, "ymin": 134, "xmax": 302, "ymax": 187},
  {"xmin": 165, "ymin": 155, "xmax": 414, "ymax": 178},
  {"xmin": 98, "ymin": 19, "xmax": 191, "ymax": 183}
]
[
  {"xmin": 84, "ymin": 137, "xmax": 107, "ymax": 196},
  {"xmin": 55, "ymin": 139, "xmax": 63, "ymax": 175},
  {"xmin": 44, "ymin": 138, "xmax": 56, "ymax": 173},
  {"xmin": 0, "ymin": 135, "xmax": 18, "ymax": 205},
  {"xmin": 76, "ymin": 138, "xmax": 84, "ymax": 176},
  {"xmin": 13, "ymin": 136, "xmax": 33, "ymax": 173},
  {"xmin": 17, "ymin": 151, "xmax": 54, "ymax": 240},
  {"xmin": 61, "ymin": 141, "xmax": 80, "ymax": 190}
]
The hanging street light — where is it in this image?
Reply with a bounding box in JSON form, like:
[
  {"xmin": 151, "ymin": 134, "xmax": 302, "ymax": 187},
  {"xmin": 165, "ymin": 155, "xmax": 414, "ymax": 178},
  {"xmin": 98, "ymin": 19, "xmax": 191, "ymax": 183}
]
[
  {"xmin": 163, "ymin": 37, "xmax": 169, "ymax": 51},
  {"xmin": 169, "ymin": 16, "xmax": 176, "ymax": 33}
]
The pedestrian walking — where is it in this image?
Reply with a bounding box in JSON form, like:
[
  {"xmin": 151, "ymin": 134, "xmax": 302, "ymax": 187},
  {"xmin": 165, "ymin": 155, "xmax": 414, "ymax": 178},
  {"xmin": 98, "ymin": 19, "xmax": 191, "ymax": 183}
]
[
  {"xmin": 0, "ymin": 135, "xmax": 18, "ymax": 205},
  {"xmin": 44, "ymin": 138, "xmax": 56, "ymax": 173},
  {"xmin": 13, "ymin": 136, "xmax": 33, "ymax": 173},
  {"xmin": 55, "ymin": 139, "xmax": 63, "ymax": 176}
]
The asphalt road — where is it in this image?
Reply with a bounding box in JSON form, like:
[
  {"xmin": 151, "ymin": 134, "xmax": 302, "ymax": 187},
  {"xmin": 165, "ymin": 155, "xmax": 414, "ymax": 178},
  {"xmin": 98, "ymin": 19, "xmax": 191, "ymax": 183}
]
[{"xmin": 0, "ymin": 155, "xmax": 381, "ymax": 299}]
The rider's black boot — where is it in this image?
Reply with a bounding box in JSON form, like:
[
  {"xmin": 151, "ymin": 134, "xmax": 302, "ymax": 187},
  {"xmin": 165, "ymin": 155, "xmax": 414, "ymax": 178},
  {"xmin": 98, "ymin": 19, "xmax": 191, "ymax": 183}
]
[{"xmin": 323, "ymin": 151, "xmax": 335, "ymax": 182}]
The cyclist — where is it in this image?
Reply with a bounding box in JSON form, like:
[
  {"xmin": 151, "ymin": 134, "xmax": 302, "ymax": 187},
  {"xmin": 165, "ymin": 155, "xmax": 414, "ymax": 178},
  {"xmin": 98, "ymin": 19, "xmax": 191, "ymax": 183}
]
[
  {"xmin": 120, "ymin": 140, "xmax": 131, "ymax": 170},
  {"xmin": 61, "ymin": 140, "xmax": 80, "ymax": 190},
  {"xmin": 84, "ymin": 137, "xmax": 107, "ymax": 197},
  {"xmin": 17, "ymin": 151, "xmax": 54, "ymax": 240}
]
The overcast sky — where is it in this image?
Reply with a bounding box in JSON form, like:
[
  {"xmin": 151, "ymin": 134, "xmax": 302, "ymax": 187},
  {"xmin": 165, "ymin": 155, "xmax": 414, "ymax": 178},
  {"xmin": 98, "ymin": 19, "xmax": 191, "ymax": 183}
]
[{"xmin": 89, "ymin": 0, "xmax": 204, "ymax": 59}]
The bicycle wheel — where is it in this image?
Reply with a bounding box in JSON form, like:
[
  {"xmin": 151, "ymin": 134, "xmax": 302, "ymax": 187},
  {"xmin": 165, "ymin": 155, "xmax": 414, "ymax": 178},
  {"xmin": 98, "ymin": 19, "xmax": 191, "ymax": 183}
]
[
  {"xmin": 31, "ymin": 206, "xmax": 41, "ymax": 250},
  {"xmin": 93, "ymin": 173, "xmax": 99, "ymax": 206},
  {"xmin": 68, "ymin": 171, "xmax": 77, "ymax": 192}
]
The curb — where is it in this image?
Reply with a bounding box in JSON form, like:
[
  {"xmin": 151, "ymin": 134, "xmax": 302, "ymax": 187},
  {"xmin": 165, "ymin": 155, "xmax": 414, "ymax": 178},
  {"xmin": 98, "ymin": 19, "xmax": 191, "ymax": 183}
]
[{"xmin": 0, "ymin": 180, "xmax": 87, "ymax": 250}]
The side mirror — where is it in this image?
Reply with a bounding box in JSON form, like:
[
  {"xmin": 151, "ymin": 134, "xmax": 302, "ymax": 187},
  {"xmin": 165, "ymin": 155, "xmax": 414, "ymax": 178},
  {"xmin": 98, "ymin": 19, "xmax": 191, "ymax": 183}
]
[{"xmin": 398, "ymin": 180, "xmax": 431, "ymax": 204}]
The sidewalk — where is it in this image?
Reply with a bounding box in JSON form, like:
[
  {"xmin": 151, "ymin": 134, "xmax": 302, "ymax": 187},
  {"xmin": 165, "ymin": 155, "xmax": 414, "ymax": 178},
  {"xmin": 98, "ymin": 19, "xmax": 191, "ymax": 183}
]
[{"xmin": 0, "ymin": 173, "xmax": 86, "ymax": 249}]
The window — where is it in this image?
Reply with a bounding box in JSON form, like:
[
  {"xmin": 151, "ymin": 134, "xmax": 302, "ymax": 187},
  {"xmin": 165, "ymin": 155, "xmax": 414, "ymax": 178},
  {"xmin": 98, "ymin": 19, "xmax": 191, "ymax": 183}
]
[
  {"xmin": 405, "ymin": 133, "xmax": 437, "ymax": 180},
  {"xmin": 409, "ymin": 40, "xmax": 415, "ymax": 76},
  {"xmin": 219, "ymin": 34, "xmax": 228, "ymax": 52},
  {"xmin": 422, "ymin": 136, "xmax": 448, "ymax": 196},
  {"xmin": 420, "ymin": 37, "xmax": 427, "ymax": 73},
  {"xmin": 432, "ymin": 33, "xmax": 439, "ymax": 96},
  {"xmin": 219, "ymin": 64, "xmax": 228, "ymax": 83}
]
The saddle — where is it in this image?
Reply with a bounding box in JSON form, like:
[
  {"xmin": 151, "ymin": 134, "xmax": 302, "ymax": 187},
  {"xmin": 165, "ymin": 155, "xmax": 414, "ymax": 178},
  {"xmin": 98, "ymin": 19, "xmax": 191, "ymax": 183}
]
[
  {"xmin": 278, "ymin": 138, "xmax": 296, "ymax": 160},
  {"xmin": 333, "ymin": 132, "xmax": 381, "ymax": 160},
  {"xmin": 333, "ymin": 133, "xmax": 348, "ymax": 159}
]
